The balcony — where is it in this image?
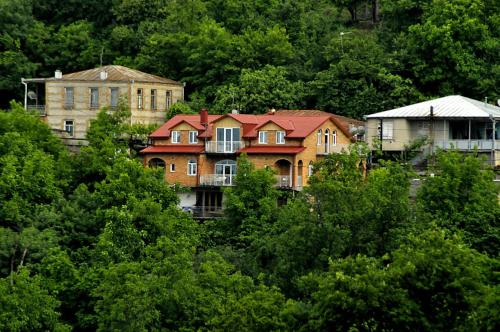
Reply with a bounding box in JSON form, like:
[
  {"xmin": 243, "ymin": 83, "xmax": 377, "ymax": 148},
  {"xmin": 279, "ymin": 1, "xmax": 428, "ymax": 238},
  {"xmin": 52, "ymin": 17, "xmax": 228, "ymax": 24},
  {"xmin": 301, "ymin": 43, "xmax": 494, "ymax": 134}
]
[
  {"xmin": 316, "ymin": 144, "xmax": 348, "ymax": 155},
  {"xmin": 27, "ymin": 105, "xmax": 46, "ymax": 116},
  {"xmin": 433, "ymin": 140, "xmax": 500, "ymax": 151},
  {"xmin": 275, "ymin": 175, "xmax": 291, "ymax": 188},
  {"xmin": 205, "ymin": 141, "xmax": 245, "ymax": 154},
  {"xmin": 199, "ymin": 174, "xmax": 235, "ymax": 186}
]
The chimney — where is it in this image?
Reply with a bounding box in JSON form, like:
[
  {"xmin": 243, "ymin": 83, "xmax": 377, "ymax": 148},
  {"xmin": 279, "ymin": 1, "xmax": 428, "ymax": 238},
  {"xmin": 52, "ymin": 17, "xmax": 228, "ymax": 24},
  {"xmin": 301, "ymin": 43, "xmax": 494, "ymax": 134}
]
[
  {"xmin": 100, "ymin": 71, "xmax": 108, "ymax": 80},
  {"xmin": 55, "ymin": 70, "xmax": 62, "ymax": 79},
  {"xmin": 200, "ymin": 108, "xmax": 208, "ymax": 127}
]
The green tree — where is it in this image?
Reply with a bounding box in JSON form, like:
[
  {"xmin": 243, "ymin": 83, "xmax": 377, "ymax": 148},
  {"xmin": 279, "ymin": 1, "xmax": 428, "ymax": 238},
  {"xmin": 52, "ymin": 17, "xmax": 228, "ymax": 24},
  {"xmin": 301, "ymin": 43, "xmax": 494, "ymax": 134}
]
[{"xmin": 417, "ymin": 150, "xmax": 500, "ymax": 255}]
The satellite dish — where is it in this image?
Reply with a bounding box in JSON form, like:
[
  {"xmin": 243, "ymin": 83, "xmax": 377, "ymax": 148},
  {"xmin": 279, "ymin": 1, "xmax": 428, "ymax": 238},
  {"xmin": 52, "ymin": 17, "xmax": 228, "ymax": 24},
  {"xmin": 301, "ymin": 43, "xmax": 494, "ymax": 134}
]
[{"xmin": 27, "ymin": 91, "xmax": 37, "ymax": 100}]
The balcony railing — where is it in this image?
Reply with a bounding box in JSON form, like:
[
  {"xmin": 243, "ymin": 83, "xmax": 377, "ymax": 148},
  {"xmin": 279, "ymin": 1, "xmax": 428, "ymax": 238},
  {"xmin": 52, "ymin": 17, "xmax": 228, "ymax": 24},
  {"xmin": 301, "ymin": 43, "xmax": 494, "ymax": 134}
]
[
  {"xmin": 433, "ymin": 140, "xmax": 500, "ymax": 151},
  {"xmin": 199, "ymin": 174, "xmax": 235, "ymax": 186},
  {"xmin": 27, "ymin": 105, "xmax": 46, "ymax": 116},
  {"xmin": 317, "ymin": 144, "xmax": 348, "ymax": 155},
  {"xmin": 275, "ymin": 175, "xmax": 291, "ymax": 188},
  {"xmin": 205, "ymin": 141, "xmax": 245, "ymax": 153}
]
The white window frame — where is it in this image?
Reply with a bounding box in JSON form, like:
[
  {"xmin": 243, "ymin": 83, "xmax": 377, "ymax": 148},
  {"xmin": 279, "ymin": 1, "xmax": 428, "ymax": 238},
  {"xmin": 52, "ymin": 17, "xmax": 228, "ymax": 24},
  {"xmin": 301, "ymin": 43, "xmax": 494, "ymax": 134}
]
[
  {"xmin": 189, "ymin": 131, "xmax": 198, "ymax": 144},
  {"xmin": 308, "ymin": 162, "xmax": 314, "ymax": 177},
  {"xmin": 89, "ymin": 87, "xmax": 99, "ymax": 108},
  {"xmin": 382, "ymin": 120, "xmax": 394, "ymax": 140},
  {"xmin": 276, "ymin": 131, "xmax": 285, "ymax": 144},
  {"xmin": 317, "ymin": 129, "xmax": 322, "ymax": 145},
  {"xmin": 259, "ymin": 131, "xmax": 268, "ymax": 144},
  {"xmin": 187, "ymin": 160, "xmax": 197, "ymax": 176},
  {"xmin": 332, "ymin": 130, "xmax": 337, "ymax": 146},
  {"xmin": 64, "ymin": 120, "xmax": 74, "ymax": 137},
  {"xmin": 171, "ymin": 131, "xmax": 181, "ymax": 143},
  {"xmin": 166, "ymin": 90, "xmax": 172, "ymax": 110},
  {"xmin": 170, "ymin": 164, "xmax": 175, "ymax": 172}
]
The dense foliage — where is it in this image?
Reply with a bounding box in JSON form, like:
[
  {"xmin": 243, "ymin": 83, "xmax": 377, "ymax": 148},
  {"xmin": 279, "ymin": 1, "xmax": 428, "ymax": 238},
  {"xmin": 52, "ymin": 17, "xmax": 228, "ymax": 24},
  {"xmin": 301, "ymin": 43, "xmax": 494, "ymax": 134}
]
[
  {"xmin": 1, "ymin": 0, "xmax": 498, "ymax": 113},
  {"xmin": 1, "ymin": 105, "xmax": 498, "ymax": 331}
]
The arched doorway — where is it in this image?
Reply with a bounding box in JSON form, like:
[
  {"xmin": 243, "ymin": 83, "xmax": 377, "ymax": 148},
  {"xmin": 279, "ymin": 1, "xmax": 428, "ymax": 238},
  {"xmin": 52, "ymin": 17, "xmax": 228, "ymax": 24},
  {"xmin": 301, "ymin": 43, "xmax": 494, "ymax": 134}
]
[
  {"xmin": 324, "ymin": 129, "xmax": 330, "ymax": 153},
  {"xmin": 275, "ymin": 159, "xmax": 292, "ymax": 187},
  {"xmin": 148, "ymin": 157, "xmax": 166, "ymax": 168}
]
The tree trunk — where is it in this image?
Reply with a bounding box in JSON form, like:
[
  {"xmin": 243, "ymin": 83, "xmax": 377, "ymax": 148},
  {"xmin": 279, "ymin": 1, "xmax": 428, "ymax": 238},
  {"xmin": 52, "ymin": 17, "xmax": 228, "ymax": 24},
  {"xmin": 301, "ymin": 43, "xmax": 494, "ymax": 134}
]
[{"xmin": 372, "ymin": 0, "xmax": 379, "ymax": 23}]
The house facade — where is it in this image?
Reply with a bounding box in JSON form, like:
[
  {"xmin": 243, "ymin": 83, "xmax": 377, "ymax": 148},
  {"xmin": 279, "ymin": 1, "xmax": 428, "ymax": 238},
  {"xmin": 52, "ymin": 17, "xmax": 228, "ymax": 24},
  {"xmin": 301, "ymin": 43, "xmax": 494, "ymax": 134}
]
[
  {"xmin": 365, "ymin": 95, "xmax": 500, "ymax": 166},
  {"xmin": 141, "ymin": 109, "xmax": 357, "ymax": 217},
  {"xmin": 22, "ymin": 65, "xmax": 184, "ymax": 147}
]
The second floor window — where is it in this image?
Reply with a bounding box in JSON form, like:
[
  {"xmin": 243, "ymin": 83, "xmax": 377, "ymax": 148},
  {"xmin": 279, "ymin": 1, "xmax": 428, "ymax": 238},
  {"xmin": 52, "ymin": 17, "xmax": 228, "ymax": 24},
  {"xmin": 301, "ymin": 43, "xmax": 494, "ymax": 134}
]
[
  {"xmin": 332, "ymin": 130, "xmax": 337, "ymax": 146},
  {"xmin": 110, "ymin": 87, "xmax": 119, "ymax": 107},
  {"xmin": 317, "ymin": 129, "xmax": 322, "ymax": 145},
  {"xmin": 171, "ymin": 131, "xmax": 180, "ymax": 143},
  {"xmin": 64, "ymin": 120, "xmax": 74, "ymax": 137},
  {"xmin": 259, "ymin": 131, "xmax": 268, "ymax": 144},
  {"xmin": 151, "ymin": 89, "xmax": 157, "ymax": 110},
  {"xmin": 276, "ymin": 131, "xmax": 285, "ymax": 144},
  {"xmin": 90, "ymin": 88, "xmax": 99, "ymax": 108},
  {"xmin": 137, "ymin": 88, "xmax": 143, "ymax": 109},
  {"xmin": 382, "ymin": 121, "xmax": 394, "ymax": 139},
  {"xmin": 189, "ymin": 131, "xmax": 198, "ymax": 144},
  {"xmin": 166, "ymin": 90, "xmax": 172, "ymax": 110},
  {"xmin": 64, "ymin": 87, "xmax": 74, "ymax": 108},
  {"xmin": 187, "ymin": 160, "xmax": 197, "ymax": 176}
]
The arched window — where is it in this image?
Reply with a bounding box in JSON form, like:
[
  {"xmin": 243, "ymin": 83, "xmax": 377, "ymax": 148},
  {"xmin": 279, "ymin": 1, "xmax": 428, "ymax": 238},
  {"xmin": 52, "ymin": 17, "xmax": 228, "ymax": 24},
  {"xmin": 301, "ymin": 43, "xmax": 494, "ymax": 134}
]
[
  {"xmin": 187, "ymin": 159, "xmax": 197, "ymax": 176},
  {"xmin": 308, "ymin": 161, "xmax": 314, "ymax": 177},
  {"xmin": 298, "ymin": 160, "xmax": 303, "ymax": 187},
  {"xmin": 148, "ymin": 158, "xmax": 165, "ymax": 168},
  {"xmin": 317, "ymin": 129, "xmax": 322, "ymax": 145},
  {"xmin": 332, "ymin": 130, "xmax": 337, "ymax": 146},
  {"xmin": 324, "ymin": 129, "xmax": 330, "ymax": 153}
]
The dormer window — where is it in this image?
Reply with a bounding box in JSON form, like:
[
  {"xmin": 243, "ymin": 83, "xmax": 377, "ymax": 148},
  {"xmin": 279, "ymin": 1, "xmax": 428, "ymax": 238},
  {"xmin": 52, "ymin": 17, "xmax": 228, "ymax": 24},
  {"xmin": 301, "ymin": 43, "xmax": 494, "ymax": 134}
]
[
  {"xmin": 259, "ymin": 131, "xmax": 268, "ymax": 144},
  {"xmin": 189, "ymin": 130, "xmax": 198, "ymax": 144},
  {"xmin": 276, "ymin": 131, "xmax": 285, "ymax": 144},
  {"xmin": 171, "ymin": 131, "xmax": 181, "ymax": 143}
]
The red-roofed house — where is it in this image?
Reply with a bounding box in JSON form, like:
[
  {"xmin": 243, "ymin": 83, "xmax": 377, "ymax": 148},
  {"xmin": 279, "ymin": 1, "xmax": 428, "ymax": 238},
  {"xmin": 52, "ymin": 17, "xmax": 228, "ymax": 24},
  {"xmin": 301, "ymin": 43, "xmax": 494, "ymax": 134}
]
[{"xmin": 141, "ymin": 109, "xmax": 357, "ymax": 217}]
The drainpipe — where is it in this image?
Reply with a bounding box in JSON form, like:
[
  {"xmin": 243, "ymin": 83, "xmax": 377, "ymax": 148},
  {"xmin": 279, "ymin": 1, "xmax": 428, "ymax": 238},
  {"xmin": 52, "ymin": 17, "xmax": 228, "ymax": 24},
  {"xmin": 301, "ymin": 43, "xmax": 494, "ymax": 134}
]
[
  {"xmin": 21, "ymin": 78, "xmax": 27, "ymax": 110},
  {"xmin": 490, "ymin": 115, "xmax": 496, "ymax": 167},
  {"xmin": 468, "ymin": 119, "xmax": 472, "ymax": 150}
]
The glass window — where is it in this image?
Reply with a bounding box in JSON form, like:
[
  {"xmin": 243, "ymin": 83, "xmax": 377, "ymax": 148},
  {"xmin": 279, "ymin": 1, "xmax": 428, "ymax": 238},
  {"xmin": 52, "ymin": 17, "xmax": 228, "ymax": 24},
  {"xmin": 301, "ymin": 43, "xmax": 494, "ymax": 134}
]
[
  {"xmin": 166, "ymin": 90, "xmax": 172, "ymax": 110},
  {"xmin": 64, "ymin": 120, "xmax": 74, "ymax": 137},
  {"xmin": 151, "ymin": 89, "xmax": 157, "ymax": 110},
  {"xmin": 137, "ymin": 88, "xmax": 143, "ymax": 109},
  {"xmin": 110, "ymin": 87, "xmax": 119, "ymax": 107},
  {"xmin": 276, "ymin": 131, "xmax": 285, "ymax": 144},
  {"xmin": 64, "ymin": 87, "xmax": 74, "ymax": 108},
  {"xmin": 308, "ymin": 161, "xmax": 313, "ymax": 177},
  {"xmin": 90, "ymin": 88, "xmax": 99, "ymax": 108},
  {"xmin": 189, "ymin": 131, "xmax": 198, "ymax": 144},
  {"xmin": 259, "ymin": 131, "xmax": 268, "ymax": 144},
  {"xmin": 317, "ymin": 129, "xmax": 322, "ymax": 145},
  {"xmin": 332, "ymin": 130, "xmax": 337, "ymax": 146},
  {"xmin": 171, "ymin": 131, "xmax": 181, "ymax": 143},
  {"xmin": 170, "ymin": 164, "xmax": 175, "ymax": 172},
  {"xmin": 382, "ymin": 121, "xmax": 394, "ymax": 139},
  {"xmin": 187, "ymin": 160, "xmax": 197, "ymax": 176}
]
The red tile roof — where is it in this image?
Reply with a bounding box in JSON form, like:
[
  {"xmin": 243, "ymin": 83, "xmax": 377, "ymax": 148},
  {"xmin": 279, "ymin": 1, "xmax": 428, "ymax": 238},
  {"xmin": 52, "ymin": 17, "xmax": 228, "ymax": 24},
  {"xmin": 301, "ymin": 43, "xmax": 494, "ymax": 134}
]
[
  {"xmin": 149, "ymin": 112, "xmax": 355, "ymax": 140},
  {"xmin": 238, "ymin": 146, "xmax": 306, "ymax": 155},
  {"xmin": 140, "ymin": 145, "xmax": 204, "ymax": 154}
]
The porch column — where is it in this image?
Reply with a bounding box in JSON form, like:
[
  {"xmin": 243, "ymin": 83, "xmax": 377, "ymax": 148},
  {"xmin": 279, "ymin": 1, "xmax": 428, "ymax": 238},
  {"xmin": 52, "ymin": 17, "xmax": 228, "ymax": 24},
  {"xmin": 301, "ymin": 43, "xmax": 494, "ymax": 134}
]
[{"xmin": 468, "ymin": 119, "xmax": 472, "ymax": 149}]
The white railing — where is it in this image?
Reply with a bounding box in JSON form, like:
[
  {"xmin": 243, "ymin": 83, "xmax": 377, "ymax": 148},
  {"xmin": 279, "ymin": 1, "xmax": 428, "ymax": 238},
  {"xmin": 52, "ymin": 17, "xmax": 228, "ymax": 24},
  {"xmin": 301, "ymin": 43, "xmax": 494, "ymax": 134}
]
[
  {"xmin": 199, "ymin": 174, "xmax": 235, "ymax": 186},
  {"xmin": 205, "ymin": 141, "xmax": 245, "ymax": 153},
  {"xmin": 275, "ymin": 175, "xmax": 291, "ymax": 188},
  {"xmin": 27, "ymin": 105, "xmax": 46, "ymax": 116},
  {"xmin": 316, "ymin": 144, "xmax": 348, "ymax": 155},
  {"xmin": 433, "ymin": 140, "xmax": 500, "ymax": 151}
]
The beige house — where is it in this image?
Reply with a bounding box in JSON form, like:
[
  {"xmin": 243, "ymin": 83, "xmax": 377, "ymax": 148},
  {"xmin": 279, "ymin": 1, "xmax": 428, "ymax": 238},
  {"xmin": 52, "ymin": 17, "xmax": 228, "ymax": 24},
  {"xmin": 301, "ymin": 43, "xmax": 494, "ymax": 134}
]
[
  {"xmin": 365, "ymin": 95, "xmax": 500, "ymax": 166},
  {"xmin": 22, "ymin": 65, "xmax": 184, "ymax": 147}
]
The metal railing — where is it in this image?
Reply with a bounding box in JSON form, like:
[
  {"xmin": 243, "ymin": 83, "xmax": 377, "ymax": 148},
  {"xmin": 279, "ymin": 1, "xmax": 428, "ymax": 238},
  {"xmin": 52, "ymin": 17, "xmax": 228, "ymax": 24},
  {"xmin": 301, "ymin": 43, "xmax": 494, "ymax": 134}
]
[
  {"xmin": 27, "ymin": 105, "xmax": 46, "ymax": 116},
  {"xmin": 182, "ymin": 206, "xmax": 224, "ymax": 219},
  {"xmin": 434, "ymin": 139, "xmax": 499, "ymax": 151},
  {"xmin": 205, "ymin": 141, "xmax": 245, "ymax": 153},
  {"xmin": 316, "ymin": 144, "xmax": 348, "ymax": 155},
  {"xmin": 275, "ymin": 175, "xmax": 291, "ymax": 188},
  {"xmin": 199, "ymin": 174, "xmax": 236, "ymax": 186}
]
